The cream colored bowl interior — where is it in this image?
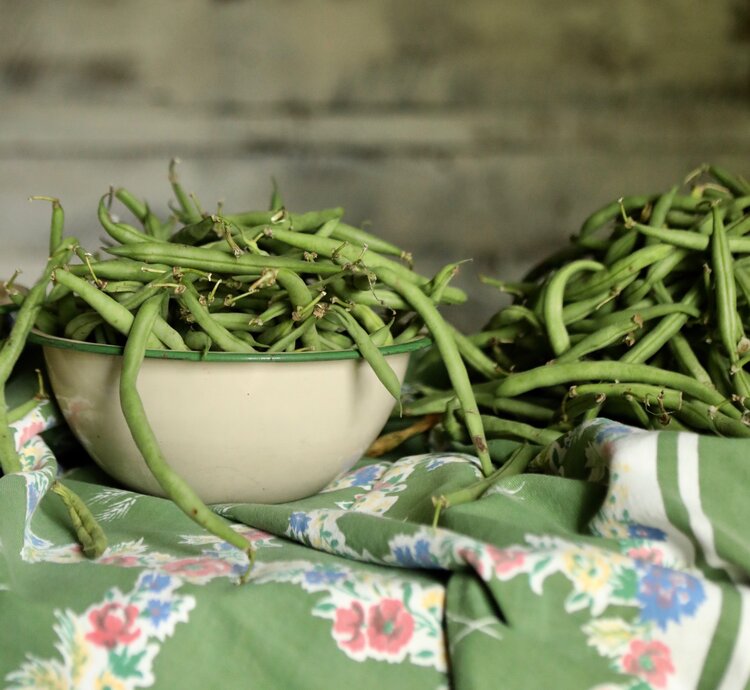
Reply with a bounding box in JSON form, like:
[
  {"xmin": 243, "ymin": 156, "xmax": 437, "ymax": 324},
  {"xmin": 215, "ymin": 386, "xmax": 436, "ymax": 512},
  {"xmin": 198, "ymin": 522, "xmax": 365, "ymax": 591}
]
[{"xmin": 41, "ymin": 341, "xmax": 418, "ymax": 504}]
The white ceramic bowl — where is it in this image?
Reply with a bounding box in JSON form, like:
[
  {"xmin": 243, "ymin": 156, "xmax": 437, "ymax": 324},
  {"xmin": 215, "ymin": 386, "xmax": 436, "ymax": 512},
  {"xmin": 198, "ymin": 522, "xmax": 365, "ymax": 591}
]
[{"xmin": 30, "ymin": 331, "xmax": 430, "ymax": 504}]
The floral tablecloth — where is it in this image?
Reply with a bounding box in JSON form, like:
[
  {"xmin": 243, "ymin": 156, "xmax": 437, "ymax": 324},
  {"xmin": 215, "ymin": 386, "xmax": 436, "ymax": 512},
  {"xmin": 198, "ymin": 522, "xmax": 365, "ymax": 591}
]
[{"xmin": 2, "ymin": 357, "xmax": 750, "ymax": 689}]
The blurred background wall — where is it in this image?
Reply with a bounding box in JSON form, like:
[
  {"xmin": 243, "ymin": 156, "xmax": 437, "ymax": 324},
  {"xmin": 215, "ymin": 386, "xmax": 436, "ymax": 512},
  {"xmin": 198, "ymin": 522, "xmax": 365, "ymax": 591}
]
[{"xmin": 1, "ymin": 0, "xmax": 749, "ymax": 329}]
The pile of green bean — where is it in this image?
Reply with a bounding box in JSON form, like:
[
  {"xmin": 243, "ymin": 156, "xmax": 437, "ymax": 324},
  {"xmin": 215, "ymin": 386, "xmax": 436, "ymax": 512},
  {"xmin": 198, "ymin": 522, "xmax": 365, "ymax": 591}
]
[
  {"xmin": 408, "ymin": 164, "xmax": 750, "ymax": 447},
  {"xmin": 0, "ymin": 161, "xmax": 493, "ymax": 571}
]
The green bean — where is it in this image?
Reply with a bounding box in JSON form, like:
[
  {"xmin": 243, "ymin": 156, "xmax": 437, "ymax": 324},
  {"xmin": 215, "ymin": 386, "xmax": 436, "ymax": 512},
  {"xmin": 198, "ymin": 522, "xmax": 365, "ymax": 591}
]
[
  {"xmin": 431, "ymin": 444, "xmax": 537, "ymax": 525},
  {"xmin": 314, "ymin": 217, "xmax": 340, "ymax": 239},
  {"xmin": 707, "ymin": 165, "xmax": 750, "ymax": 197},
  {"xmin": 391, "ymin": 319, "xmax": 424, "ymax": 345},
  {"xmin": 177, "ymin": 281, "xmax": 255, "ymax": 353},
  {"xmin": 619, "ymin": 284, "xmax": 701, "ymax": 365},
  {"xmin": 428, "ymin": 262, "xmax": 465, "ymax": 305},
  {"xmin": 448, "ymin": 323, "xmax": 503, "ymax": 379},
  {"xmin": 555, "ymin": 321, "xmax": 639, "ymax": 363},
  {"xmin": 572, "ymin": 303, "xmax": 700, "ymax": 333},
  {"xmin": 480, "ymin": 275, "xmax": 539, "ymax": 298},
  {"xmin": 101, "ymin": 280, "xmax": 146, "ymax": 294},
  {"xmin": 318, "ymin": 331, "xmax": 354, "ymax": 350},
  {"xmin": 603, "ymin": 227, "xmax": 639, "ymax": 265},
  {"xmin": 675, "ymin": 400, "xmax": 750, "ymax": 438},
  {"xmin": 328, "ymin": 278, "xmax": 409, "ymax": 311},
  {"xmin": 375, "ymin": 266, "xmax": 492, "ymax": 475},
  {"xmin": 543, "ymin": 260, "xmax": 604, "ymax": 356},
  {"xmin": 183, "ymin": 330, "xmax": 212, "ymax": 354},
  {"xmin": 65, "ymin": 311, "xmax": 103, "ymax": 341},
  {"xmin": 626, "ymin": 218, "xmax": 750, "ymax": 253},
  {"xmin": 226, "ymin": 207, "xmax": 343, "ymax": 232},
  {"xmin": 475, "ymin": 394, "xmax": 556, "ymax": 422},
  {"xmin": 711, "ymin": 205, "xmax": 750, "ymax": 401},
  {"xmin": 479, "ymin": 415, "xmax": 562, "ymax": 446},
  {"xmin": 331, "ymin": 305, "xmax": 402, "ymax": 410},
  {"xmin": 489, "ymin": 305, "xmax": 543, "ymax": 330},
  {"xmin": 329, "ymin": 222, "xmax": 412, "ymax": 263},
  {"xmin": 120, "ymin": 294, "xmax": 254, "ymax": 574},
  {"xmin": 468, "ymin": 324, "xmax": 529, "ymax": 347},
  {"xmin": 209, "ymin": 312, "xmax": 263, "ymax": 332},
  {"xmin": 263, "ymin": 226, "xmax": 468, "ymax": 302},
  {"xmin": 370, "ymin": 320, "xmax": 395, "ymax": 347},
  {"xmin": 565, "ymin": 244, "xmax": 672, "ymax": 301},
  {"xmin": 712, "ymin": 205, "xmax": 742, "ymax": 358},
  {"xmin": 276, "ymin": 268, "xmax": 321, "ymax": 350},
  {"xmin": 68, "ymin": 259, "xmax": 172, "ymax": 282},
  {"xmin": 115, "ymin": 187, "xmax": 148, "ymax": 223},
  {"xmin": 570, "ymin": 383, "xmax": 683, "ymax": 411},
  {"xmin": 108, "ymin": 241, "xmax": 344, "ymax": 277},
  {"xmin": 577, "ymin": 195, "xmax": 656, "ymax": 242},
  {"xmin": 666, "ymin": 209, "xmax": 702, "ymax": 228},
  {"xmin": 0, "ymin": 237, "xmax": 78, "ymax": 474},
  {"xmin": 98, "ymin": 193, "xmax": 153, "ymax": 245},
  {"xmin": 668, "ymin": 332, "xmax": 713, "ymax": 388},
  {"xmin": 169, "ymin": 216, "xmax": 217, "ymax": 246},
  {"xmin": 169, "ymin": 159, "xmax": 202, "ymax": 224},
  {"xmin": 267, "ymin": 316, "xmax": 316, "ymax": 353},
  {"xmin": 52, "ymin": 269, "xmax": 164, "ymax": 350},
  {"xmin": 30, "ymin": 196, "xmax": 64, "ymax": 255},
  {"xmin": 51, "ymin": 480, "xmax": 107, "ymax": 558},
  {"xmin": 650, "ymin": 185, "xmax": 679, "ymax": 229},
  {"xmin": 560, "ymin": 291, "xmax": 615, "ymax": 325},
  {"xmin": 494, "ymin": 360, "xmax": 736, "ymax": 414},
  {"xmin": 622, "ymin": 248, "xmax": 690, "ymax": 306},
  {"xmin": 257, "ymin": 318, "xmax": 294, "ymax": 346}
]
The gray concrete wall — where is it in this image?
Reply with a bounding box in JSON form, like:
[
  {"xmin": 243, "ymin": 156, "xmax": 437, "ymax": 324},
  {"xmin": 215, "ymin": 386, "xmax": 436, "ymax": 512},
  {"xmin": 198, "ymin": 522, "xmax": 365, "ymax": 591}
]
[{"xmin": 1, "ymin": 0, "xmax": 749, "ymax": 329}]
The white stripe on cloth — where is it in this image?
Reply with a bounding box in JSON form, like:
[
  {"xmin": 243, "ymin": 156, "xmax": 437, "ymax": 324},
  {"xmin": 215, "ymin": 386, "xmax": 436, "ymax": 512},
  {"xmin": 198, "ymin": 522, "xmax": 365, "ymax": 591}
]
[
  {"xmin": 677, "ymin": 433, "xmax": 744, "ymax": 581},
  {"xmin": 717, "ymin": 588, "xmax": 750, "ymax": 690}
]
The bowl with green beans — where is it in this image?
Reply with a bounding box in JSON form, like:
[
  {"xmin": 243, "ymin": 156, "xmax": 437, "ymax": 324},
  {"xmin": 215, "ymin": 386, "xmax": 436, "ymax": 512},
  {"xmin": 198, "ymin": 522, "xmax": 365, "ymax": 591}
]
[
  {"xmin": 31, "ymin": 329, "xmax": 430, "ymax": 504},
  {"xmin": 0, "ymin": 161, "xmax": 491, "ymax": 564}
]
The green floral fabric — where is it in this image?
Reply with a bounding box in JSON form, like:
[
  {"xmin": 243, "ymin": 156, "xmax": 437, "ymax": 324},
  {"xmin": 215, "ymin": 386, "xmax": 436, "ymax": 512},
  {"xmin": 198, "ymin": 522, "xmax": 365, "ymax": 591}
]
[{"xmin": 2, "ymin": 358, "xmax": 750, "ymax": 689}]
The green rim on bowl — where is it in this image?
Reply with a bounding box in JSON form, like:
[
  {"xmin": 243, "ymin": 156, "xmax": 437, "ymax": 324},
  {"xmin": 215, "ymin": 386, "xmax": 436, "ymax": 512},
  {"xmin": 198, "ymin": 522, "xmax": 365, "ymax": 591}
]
[{"xmin": 28, "ymin": 330, "xmax": 433, "ymax": 362}]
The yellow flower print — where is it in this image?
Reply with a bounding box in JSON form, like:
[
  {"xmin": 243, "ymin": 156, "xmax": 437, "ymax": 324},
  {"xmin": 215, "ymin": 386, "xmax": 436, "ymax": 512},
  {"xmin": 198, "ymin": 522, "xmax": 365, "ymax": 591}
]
[
  {"xmin": 562, "ymin": 549, "xmax": 613, "ymax": 593},
  {"xmin": 420, "ymin": 587, "xmax": 445, "ymax": 612},
  {"xmin": 95, "ymin": 670, "xmax": 128, "ymax": 690}
]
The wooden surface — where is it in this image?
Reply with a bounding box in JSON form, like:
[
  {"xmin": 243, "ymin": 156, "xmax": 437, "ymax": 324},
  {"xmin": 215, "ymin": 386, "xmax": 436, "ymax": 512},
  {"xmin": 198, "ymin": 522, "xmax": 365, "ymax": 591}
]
[{"xmin": 1, "ymin": 0, "xmax": 749, "ymax": 328}]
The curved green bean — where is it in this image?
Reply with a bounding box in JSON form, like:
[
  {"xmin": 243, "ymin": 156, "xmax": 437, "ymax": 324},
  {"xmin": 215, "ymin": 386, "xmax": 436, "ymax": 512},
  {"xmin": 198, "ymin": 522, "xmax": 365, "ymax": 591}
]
[
  {"xmin": 119, "ymin": 294, "xmax": 254, "ymax": 574},
  {"xmin": 543, "ymin": 260, "xmax": 604, "ymax": 356}
]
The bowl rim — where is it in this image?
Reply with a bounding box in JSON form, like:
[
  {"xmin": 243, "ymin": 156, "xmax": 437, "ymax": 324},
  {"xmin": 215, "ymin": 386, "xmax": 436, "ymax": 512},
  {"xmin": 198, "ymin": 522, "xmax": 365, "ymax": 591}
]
[{"xmin": 28, "ymin": 329, "xmax": 432, "ymax": 362}]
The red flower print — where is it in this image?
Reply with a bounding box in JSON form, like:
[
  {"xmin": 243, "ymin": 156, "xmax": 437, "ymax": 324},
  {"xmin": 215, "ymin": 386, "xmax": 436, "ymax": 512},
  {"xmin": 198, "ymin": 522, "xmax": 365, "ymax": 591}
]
[
  {"xmin": 486, "ymin": 546, "xmax": 526, "ymax": 575},
  {"xmin": 622, "ymin": 639, "xmax": 674, "ymax": 688},
  {"xmin": 333, "ymin": 602, "xmax": 367, "ymax": 653},
  {"xmin": 85, "ymin": 603, "xmax": 141, "ymax": 649},
  {"xmin": 99, "ymin": 554, "xmax": 141, "ymax": 568},
  {"xmin": 15, "ymin": 420, "xmax": 45, "ymax": 450},
  {"xmin": 627, "ymin": 546, "xmax": 663, "ymax": 565},
  {"xmin": 366, "ymin": 599, "xmax": 414, "ymax": 654},
  {"xmin": 162, "ymin": 557, "xmax": 233, "ymax": 579}
]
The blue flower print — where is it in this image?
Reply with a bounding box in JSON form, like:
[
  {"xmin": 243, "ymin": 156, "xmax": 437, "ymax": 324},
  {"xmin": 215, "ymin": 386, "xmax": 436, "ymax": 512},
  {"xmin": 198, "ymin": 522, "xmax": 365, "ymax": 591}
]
[
  {"xmin": 139, "ymin": 572, "xmax": 172, "ymax": 593},
  {"xmin": 304, "ymin": 568, "xmax": 347, "ymax": 585},
  {"xmin": 392, "ymin": 538, "xmax": 436, "ymax": 568},
  {"xmin": 145, "ymin": 599, "xmax": 172, "ymax": 627},
  {"xmin": 637, "ymin": 564, "xmax": 706, "ymax": 630},
  {"xmin": 288, "ymin": 511, "xmax": 311, "ymax": 537},
  {"xmin": 628, "ymin": 523, "xmax": 667, "ymax": 541},
  {"xmin": 425, "ymin": 458, "xmax": 448, "ymax": 472},
  {"xmin": 349, "ymin": 464, "xmax": 382, "ymax": 487}
]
